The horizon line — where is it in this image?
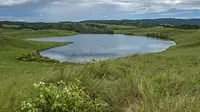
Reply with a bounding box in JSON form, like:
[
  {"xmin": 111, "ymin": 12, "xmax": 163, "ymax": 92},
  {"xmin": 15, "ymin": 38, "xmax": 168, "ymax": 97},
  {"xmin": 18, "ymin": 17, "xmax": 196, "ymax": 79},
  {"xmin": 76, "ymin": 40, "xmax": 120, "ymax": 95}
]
[{"xmin": 1, "ymin": 18, "xmax": 200, "ymax": 23}]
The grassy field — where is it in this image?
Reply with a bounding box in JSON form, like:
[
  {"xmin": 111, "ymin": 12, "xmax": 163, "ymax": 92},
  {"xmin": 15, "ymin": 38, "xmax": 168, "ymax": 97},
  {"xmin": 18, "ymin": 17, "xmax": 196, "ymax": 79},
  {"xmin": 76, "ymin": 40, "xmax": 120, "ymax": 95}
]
[{"xmin": 0, "ymin": 27, "xmax": 200, "ymax": 112}]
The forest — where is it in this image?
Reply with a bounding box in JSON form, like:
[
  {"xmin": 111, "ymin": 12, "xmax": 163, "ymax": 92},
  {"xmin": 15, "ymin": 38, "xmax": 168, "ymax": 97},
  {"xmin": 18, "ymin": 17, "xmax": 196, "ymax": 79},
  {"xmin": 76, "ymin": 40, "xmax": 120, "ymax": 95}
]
[
  {"xmin": 1, "ymin": 18, "xmax": 200, "ymax": 31},
  {"xmin": 0, "ymin": 21, "xmax": 114, "ymax": 34}
]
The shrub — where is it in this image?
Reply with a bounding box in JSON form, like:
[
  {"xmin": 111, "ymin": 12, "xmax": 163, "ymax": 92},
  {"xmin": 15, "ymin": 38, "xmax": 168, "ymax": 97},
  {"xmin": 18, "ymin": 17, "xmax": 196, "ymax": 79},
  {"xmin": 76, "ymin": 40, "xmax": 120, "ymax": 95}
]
[
  {"xmin": 21, "ymin": 80, "xmax": 108, "ymax": 112},
  {"xmin": 17, "ymin": 52, "xmax": 59, "ymax": 63},
  {"xmin": 146, "ymin": 33, "xmax": 169, "ymax": 40}
]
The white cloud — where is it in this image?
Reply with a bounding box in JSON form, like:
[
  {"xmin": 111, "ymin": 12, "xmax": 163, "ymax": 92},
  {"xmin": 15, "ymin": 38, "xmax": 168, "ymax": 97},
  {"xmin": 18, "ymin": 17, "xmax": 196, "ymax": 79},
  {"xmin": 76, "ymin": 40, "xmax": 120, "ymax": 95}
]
[
  {"xmin": 38, "ymin": 0, "xmax": 200, "ymax": 14},
  {"xmin": 0, "ymin": 0, "xmax": 33, "ymax": 6},
  {"xmin": 159, "ymin": 10, "xmax": 195, "ymax": 16}
]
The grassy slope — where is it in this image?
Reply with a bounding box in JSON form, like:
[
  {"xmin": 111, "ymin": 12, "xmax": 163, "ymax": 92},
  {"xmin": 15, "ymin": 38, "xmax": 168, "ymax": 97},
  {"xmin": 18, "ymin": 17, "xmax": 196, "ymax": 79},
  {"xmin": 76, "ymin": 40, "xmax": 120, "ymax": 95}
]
[
  {"xmin": 0, "ymin": 29, "xmax": 78, "ymax": 38},
  {"xmin": 0, "ymin": 27, "xmax": 200, "ymax": 112},
  {"xmin": 0, "ymin": 29, "xmax": 78, "ymax": 111}
]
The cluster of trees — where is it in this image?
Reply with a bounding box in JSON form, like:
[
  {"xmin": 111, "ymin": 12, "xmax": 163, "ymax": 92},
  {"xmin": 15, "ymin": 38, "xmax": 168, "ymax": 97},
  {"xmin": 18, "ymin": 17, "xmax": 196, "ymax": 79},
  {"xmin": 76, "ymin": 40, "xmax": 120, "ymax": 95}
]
[
  {"xmin": 163, "ymin": 24, "xmax": 200, "ymax": 29},
  {"xmin": 21, "ymin": 23, "xmax": 114, "ymax": 34},
  {"xmin": 0, "ymin": 21, "xmax": 114, "ymax": 34},
  {"xmin": 146, "ymin": 33, "xmax": 169, "ymax": 40},
  {"xmin": 82, "ymin": 20, "xmax": 156, "ymax": 28},
  {"xmin": 82, "ymin": 18, "xmax": 200, "ymax": 28}
]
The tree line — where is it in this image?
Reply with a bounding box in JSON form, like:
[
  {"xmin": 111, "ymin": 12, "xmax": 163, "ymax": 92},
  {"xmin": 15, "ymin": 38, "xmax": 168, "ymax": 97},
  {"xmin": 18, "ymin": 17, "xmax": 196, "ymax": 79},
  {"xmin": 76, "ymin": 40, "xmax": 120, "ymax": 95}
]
[
  {"xmin": 162, "ymin": 24, "xmax": 200, "ymax": 29},
  {"xmin": 82, "ymin": 18, "xmax": 200, "ymax": 28},
  {"xmin": 0, "ymin": 21, "xmax": 114, "ymax": 34}
]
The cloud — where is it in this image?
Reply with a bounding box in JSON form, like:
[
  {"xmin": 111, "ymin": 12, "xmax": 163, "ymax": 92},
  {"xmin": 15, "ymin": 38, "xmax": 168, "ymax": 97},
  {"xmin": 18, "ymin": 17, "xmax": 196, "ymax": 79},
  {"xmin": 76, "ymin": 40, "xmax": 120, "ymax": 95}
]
[
  {"xmin": 38, "ymin": 0, "xmax": 200, "ymax": 14},
  {"xmin": 0, "ymin": 0, "xmax": 33, "ymax": 6},
  {"xmin": 38, "ymin": 0, "xmax": 200, "ymax": 21},
  {"xmin": 158, "ymin": 10, "xmax": 197, "ymax": 16},
  {"xmin": 0, "ymin": 0, "xmax": 200, "ymax": 21}
]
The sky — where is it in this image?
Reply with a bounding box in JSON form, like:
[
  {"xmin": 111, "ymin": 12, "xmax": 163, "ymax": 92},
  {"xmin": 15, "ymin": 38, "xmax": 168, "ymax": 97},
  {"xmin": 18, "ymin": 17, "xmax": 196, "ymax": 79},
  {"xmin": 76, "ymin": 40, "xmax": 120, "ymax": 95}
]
[{"xmin": 0, "ymin": 0, "xmax": 200, "ymax": 22}]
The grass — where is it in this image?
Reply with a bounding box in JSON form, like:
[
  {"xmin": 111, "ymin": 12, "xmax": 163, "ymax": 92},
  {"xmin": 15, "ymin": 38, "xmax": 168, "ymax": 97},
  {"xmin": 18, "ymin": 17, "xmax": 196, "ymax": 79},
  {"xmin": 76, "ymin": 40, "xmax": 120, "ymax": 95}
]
[
  {"xmin": 0, "ymin": 27, "xmax": 200, "ymax": 112},
  {"xmin": 0, "ymin": 28, "xmax": 79, "ymax": 39}
]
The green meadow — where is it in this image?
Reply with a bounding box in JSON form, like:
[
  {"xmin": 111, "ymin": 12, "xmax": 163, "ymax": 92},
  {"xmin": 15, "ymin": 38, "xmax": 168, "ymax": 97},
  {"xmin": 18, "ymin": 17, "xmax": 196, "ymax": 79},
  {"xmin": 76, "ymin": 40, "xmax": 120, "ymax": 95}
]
[{"xmin": 0, "ymin": 27, "xmax": 200, "ymax": 112}]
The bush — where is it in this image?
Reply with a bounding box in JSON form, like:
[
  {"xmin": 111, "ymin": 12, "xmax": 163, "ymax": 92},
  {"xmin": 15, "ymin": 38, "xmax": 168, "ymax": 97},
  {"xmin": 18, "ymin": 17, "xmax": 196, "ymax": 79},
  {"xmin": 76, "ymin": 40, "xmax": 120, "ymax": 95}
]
[
  {"xmin": 21, "ymin": 80, "xmax": 108, "ymax": 112},
  {"xmin": 146, "ymin": 33, "xmax": 169, "ymax": 40},
  {"xmin": 17, "ymin": 52, "xmax": 60, "ymax": 63}
]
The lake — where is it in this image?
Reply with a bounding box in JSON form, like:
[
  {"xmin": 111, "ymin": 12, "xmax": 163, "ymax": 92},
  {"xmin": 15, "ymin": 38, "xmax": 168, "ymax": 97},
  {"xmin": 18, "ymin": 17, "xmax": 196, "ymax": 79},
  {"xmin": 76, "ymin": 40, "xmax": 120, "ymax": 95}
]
[{"xmin": 28, "ymin": 34, "xmax": 176, "ymax": 63}]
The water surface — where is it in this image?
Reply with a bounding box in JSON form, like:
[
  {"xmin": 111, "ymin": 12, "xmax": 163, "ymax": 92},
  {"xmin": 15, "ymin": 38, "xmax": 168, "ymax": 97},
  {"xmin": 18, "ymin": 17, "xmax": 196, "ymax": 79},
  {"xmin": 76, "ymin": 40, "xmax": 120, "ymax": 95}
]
[{"xmin": 28, "ymin": 34, "xmax": 176, "ymax": 63}]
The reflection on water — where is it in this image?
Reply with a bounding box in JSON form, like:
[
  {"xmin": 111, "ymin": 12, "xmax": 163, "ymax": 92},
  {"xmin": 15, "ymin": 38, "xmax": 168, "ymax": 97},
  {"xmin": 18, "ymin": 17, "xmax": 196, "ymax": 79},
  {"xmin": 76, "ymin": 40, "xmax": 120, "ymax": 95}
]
[{"xmin": 28, "ymin": 34, "xmax": 176, "ymax": 63}]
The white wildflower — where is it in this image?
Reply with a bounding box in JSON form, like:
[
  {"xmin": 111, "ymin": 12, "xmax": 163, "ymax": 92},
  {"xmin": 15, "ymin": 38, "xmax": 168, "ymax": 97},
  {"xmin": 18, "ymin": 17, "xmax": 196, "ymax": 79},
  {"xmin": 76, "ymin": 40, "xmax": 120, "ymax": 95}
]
[
  {"xmin": 64, "ymin": 87, "xmax": 68, "ymax": 90},
  {"xmin": 39, "ymin": 81, "xmax": 45, "ymax": 85},
  {"xmin": 60, "ymin": 80, "xmax": 65, "ymax": 84},
  {"xmin": 33, "ymin": 84, "xmax": 37, "ymax": 88},
  {"xmin": 27, "ymin": 103, "xmax": 32, "ymax": 107},
  {"xmin": 28, "ymin": 104, "xmax": 32, "ymax": 107},
  {"xmin": 56, "ymin": 95, "xmax": 60, "ymax": 98}
]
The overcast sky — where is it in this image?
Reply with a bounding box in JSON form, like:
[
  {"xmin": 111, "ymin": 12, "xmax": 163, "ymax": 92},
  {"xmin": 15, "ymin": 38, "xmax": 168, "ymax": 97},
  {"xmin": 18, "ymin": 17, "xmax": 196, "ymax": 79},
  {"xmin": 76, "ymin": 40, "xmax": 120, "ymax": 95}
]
[{"xmin": 0, "ymin": 0, "xmax": 200, "ymax": 22}]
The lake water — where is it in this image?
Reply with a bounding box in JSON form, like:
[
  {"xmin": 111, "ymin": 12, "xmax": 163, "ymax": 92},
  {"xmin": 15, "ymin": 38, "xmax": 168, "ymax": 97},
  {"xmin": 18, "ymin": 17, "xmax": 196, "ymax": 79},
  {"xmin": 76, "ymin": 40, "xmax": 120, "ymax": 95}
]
[{"xmin": 28, "ymin": 34, "xmax": 176, "ymax": 63}]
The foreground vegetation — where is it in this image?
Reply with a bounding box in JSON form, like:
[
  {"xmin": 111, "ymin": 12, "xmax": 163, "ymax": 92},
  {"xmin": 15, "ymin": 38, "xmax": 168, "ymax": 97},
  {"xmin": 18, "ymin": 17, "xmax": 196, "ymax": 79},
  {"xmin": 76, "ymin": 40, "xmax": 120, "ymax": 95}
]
[
  {"xmin": 21, "ymin": 80, "xmax": 107, "ymax": 112},
  {"xmin": 0, "ymin": 26, "xmax": 200, "ymax": 112}
]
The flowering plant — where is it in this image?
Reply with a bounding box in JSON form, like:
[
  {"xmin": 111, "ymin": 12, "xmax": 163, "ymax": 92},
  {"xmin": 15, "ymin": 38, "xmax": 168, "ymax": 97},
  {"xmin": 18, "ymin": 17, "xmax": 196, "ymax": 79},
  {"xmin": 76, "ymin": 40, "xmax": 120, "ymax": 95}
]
[{"xmin": 21, "ymin": 80, "xmax": 108, "ymax": 112}]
